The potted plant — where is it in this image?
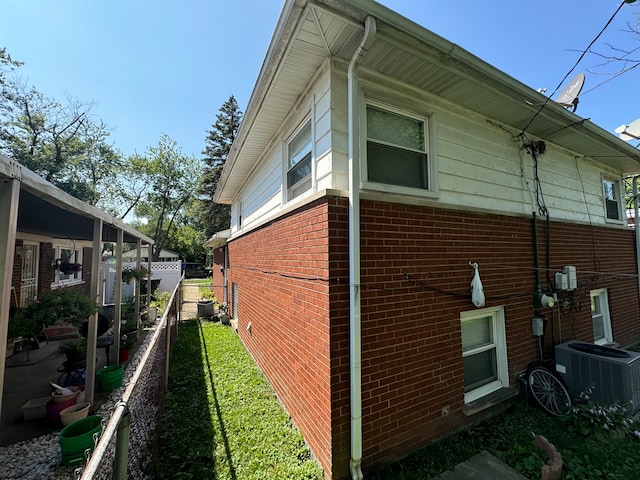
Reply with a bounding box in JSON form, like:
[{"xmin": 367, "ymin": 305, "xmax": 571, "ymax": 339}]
[
  {"xmin": 122, "ymin": 266, "xmax": 149, "ymax": 284},
  {"xmin": 56, "ymin": 260, "xmax": 82, "ymax": 275},
  {"xmin": 10, "ymin": 288, "xmax": 98, "ymax": 341},
  {"xmin": 121, "ymin": 267, "xmax": 136, "ymax": 284},
  {"xmin": 120, "ymin": 297, "xmax": 138, "ymax": 340},
  {"xmin": 17, "ymin": 288, "xmax": 97, "ymax": 327},
  {"xmin": 58, "ymin": 338, "xmax": 87, "ymax": 362},
  {"xmin": 8, "ymin": 307, "xmax": 37, "ymax": 344},
  {"xmin": 119, "ymin": 335, "xmax": 134, "ymax": 362},
  {"xmin": 197, "ymin": 287, "xmax": 217, "ymax": 320}
]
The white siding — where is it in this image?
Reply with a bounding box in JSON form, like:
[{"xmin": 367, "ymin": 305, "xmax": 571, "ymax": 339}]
[
  {"xmin": 231, "ymin": 62, "xmax": 625, "ymax": 235},
  {"xmin": 355, "ymin": 69, "xmax": 623, "ymax": 226}
]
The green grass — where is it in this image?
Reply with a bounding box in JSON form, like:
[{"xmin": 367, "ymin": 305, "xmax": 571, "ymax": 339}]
[
  {"xmin": 155, "ymin": 321, "xmax": 323, "ymax": 480},
  {"xmin": 157, "ymin": 323, "xmax": 640, "ymax": 479},
  {"xmin": 184, "ymin": 278, "xmax": 211, "ymax": 285},
  {"xmin": 368, "ymin": 401, "xmax": 640, "ymax": 480}
]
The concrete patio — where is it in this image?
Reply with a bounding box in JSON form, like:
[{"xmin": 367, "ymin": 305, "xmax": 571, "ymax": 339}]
[{"xmin": 1, "ymin": 338, "xmax": 111, "ymax": 447}]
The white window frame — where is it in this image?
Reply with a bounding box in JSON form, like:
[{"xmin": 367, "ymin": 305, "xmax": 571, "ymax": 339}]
[
  {"xmin": 286, "ymin": 118, "xmax": 313, "ymax": 201},
  {"xmin": 590, "ymin": 288, "xmax": 613, "ymax": 345},
  {"xmin": 602, "ymin": 176, "xmax": 623, "ymax": 223},
  {"xmin": 460, "ymin": 306, "xmax": 508, "ymax": 404},
  {"xmin": 51, "ymin": 244, "xmax": 84, "ymax": 288},
  {"xmin": 362, "ymin": 100, "xmax": 436, "ymax": 197}
]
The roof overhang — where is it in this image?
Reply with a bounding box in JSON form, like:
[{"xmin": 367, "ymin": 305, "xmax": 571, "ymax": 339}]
[
  {"xmin": 215, "ymin": 0, "xmax": 640, "ymax": 204},
  {"xmin": 1, "ymin": 155, "xmax": 153, "ymax": 245},
  {"xmin": 204, "ymin": 229, "xmax": 231, "ymax": 249}
]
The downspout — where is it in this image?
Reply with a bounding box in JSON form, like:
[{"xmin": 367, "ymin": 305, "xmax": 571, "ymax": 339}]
[
  {"xmin": 634, "ymin": 176, "xmax": 640, "ymax": 301},
  {"xmin": 348, "ymin": 15, "xmax": 376, "ymax": 480}
]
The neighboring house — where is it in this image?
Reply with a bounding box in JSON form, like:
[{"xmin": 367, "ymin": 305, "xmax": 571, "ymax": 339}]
[
  {"xmin": 212, "ymin": 1, "xmax": 640, "ymax": 478},
  {"xmin": 204, "ymin": 229, "xmax": 230, "ymax": 305},
  {"xmin": 122, "ymin": 247, "xmax": 180, "ymax": 262},
  {"xmin": 0, "ymin": 154, "xmax": 152, "ymax": 423}
]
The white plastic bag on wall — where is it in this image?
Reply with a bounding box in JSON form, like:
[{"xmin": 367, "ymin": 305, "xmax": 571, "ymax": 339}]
[{"xmin": 470, "ymin": 262, "xmax": 485, "ymax": 308}]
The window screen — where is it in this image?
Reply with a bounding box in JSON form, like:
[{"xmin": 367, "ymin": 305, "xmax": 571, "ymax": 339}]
[{"xmin": 366, "ymin": 105, "xmax": 427, "ymax": 189}]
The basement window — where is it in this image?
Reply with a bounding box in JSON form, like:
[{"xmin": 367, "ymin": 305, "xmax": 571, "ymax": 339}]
[
  {"xmin": 460, "ymin": 307, "xmax": 508, "ymax": 404},
  {"xmin": 590, "ymin": 289, "xmax": 613, "ymax": 345}
]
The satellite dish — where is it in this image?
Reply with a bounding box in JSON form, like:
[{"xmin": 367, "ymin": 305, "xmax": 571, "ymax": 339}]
[
  {"xmin": 555, "ymin": 73, "xmax": 585, "ymax": 112},
  {"xmin": 615, "ymin": 118, "xmax": 640, "ymax": 141}
]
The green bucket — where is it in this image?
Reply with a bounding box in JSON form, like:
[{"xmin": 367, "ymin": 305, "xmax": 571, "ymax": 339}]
[
  {"xmin": 97, "ymin": 364, "xmax": 124, "ymax": 392},
  {"xmin": 59, "ymin": 415, "xmax": 103, "ymax": 466}
]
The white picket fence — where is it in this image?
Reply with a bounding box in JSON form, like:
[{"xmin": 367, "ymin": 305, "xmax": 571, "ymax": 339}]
[{"xmin": 100, "ymin": 261, "xmax": 182, "ymax": 305}]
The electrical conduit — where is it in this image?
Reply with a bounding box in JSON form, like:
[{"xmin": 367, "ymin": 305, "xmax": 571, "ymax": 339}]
[{"xmin": 348, "ymin": 15, "xmax": 376, "ymax": 480}]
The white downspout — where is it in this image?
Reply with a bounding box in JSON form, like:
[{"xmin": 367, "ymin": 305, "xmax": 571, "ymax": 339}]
[
  {"xmin": 348, "ymin": 15, "xmax": 376, "ymax": 480},
  {"xmin": 634, "ymin": 176, "xmax": 640, "ymax": 300}
]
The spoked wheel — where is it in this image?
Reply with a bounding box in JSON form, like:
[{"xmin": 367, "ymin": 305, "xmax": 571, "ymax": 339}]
[{"xmin": 527, "ymin": 365, "xmax": 572, "ymax": 416}]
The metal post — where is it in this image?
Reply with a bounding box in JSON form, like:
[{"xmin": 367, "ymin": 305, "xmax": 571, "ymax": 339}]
[
  {"xmin": 113, "ymin": 403, "xmax": 132, "ymax": 480},
  {"xmin": 0, "ymin": 176, "xmax": 20, "ymax": 416},
  {"xmin": 164, "ymin": 310, "xmax": 172, "ymax": 394}
]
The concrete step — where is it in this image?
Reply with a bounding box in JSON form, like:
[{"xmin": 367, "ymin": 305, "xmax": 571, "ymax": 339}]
[{"xmin": 432, "ymin": 450, "xmax": 529, "ymax": 480}]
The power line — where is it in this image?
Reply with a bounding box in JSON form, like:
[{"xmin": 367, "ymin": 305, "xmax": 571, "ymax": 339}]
[{"xmin": 521, "ymin": 1, "xmax": 629, "ymax": 133}]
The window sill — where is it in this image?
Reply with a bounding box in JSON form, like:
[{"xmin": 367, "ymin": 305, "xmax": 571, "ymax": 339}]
[
  {"xmin": 51, "ymin": 280, "xmax": 85, "ymax": 290},
  {"xmin": 464, "ymin": 386, "xmax": 518, "ymax": 417}
]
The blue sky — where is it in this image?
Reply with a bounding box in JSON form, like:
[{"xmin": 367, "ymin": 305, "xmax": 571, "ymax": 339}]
[{"xmin": 2, "ymin": 1, "xmax": 639, "ymax": 160}]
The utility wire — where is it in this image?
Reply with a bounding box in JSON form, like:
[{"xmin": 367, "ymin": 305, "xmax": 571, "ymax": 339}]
[{"xmin": 520, "ymin": 1, "xmax": 628, "ymax": 133}]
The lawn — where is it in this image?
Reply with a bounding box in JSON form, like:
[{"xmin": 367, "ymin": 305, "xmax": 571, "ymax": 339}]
[
  {"xmin": 155, "ymin": 320, "xmax": 323, "ymax": 480},
  {"xmin": 156, "ymin": 319, "xmax": 640, "ymax": 479},
  {"xmin": 368, "ymin": 398, "xmax": 640, "ymax": 480}
]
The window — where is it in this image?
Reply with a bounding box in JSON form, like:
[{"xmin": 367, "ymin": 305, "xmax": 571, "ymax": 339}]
[
  {"xmin": 460, "ymin": 307, "xmax": 508, "ymax": 403},
  {"xmin": 590, "ymin": 289, "xmax": 613, "ymax": 345},
  {"xmin": 20, "ymin": 242, "xmax": 39, "ymax": 306},
  {"xmin": 287, "ymin": 120, "xmax": 312, "ymax": 200},
  {"xmin": 52, "ymin": 245, "xmax": 83, "ymax": 286},
  {"xmin": 603, "ymin": 178, "xmax": 622, "ymax": 221},
  {"xmin": 366, "ymin": 104, "xmax": 428, "ymax": 190}
]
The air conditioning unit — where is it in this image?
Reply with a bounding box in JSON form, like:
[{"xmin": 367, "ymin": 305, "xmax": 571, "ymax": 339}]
[{"xmin": 555, "ymin": 341, "xmax": 640, "ymax": 412}]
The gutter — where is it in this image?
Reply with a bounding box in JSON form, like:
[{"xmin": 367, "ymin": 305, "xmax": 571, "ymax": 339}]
[{"xmin": 347, "ymin": 14, "xmax": 376, "ymax": 480}]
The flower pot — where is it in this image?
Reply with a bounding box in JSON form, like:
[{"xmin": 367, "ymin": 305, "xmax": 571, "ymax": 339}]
[
  {"xmin": 119, "ymin": 349, "xmax": 129, "ymax": 362},
  {"xmin": 47, "ymin": 397, "xmax": 76, "ymax": 426},
  {"xmin": 97, "ymin": 364, "xmax": 124, "ymax": 392},
  {"xmin": 51, "ymin": 386, "xmax": 80, "ymax": 403},
  {"xmin": 60, "ymin": 402, "xmax": 91, "ymax": 426},
  {"xmin": 59, "ymin": 415, "xmax": 103, "ymax": 466}
]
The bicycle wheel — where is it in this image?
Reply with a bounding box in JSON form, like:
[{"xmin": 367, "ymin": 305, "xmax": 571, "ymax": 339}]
[{"xmin": 527, "ymin": 366, "xmax": 572, "ymax": 416}]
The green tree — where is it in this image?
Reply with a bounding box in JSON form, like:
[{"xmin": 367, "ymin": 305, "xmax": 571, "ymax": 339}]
[
  {"xmin": 197, "ymin": 95, "xmax": 242, "ymax": 239},
  {"xmin": 99, "ymin": 153, "xmax": 153, "ymax": 219},
  {"xmin": 0, "ymin": 48, "xmax": 22, "ymax": 92},
  {"xmin": 133, "ymin": 134, "xmax": 201, "ymax": 261},
  {"xmin": 0, "ymin": 79, "xmax": 121, "ymax": 204}
]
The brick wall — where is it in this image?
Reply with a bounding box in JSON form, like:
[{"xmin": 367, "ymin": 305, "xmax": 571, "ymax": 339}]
[
  {"xmin": 227, "ymin": 197, "xmax": 349, "ymax": 479},
  {"xmin": 224, "ymin": 196, "xmax": 640, "ymax": 479},
  {"xmin": 211, "ymin": 247, "xmax": 227, "ymax": 304},
  {"xmin": 358, "ymin": 200, "xmax": 640, "ymax": 470}
]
